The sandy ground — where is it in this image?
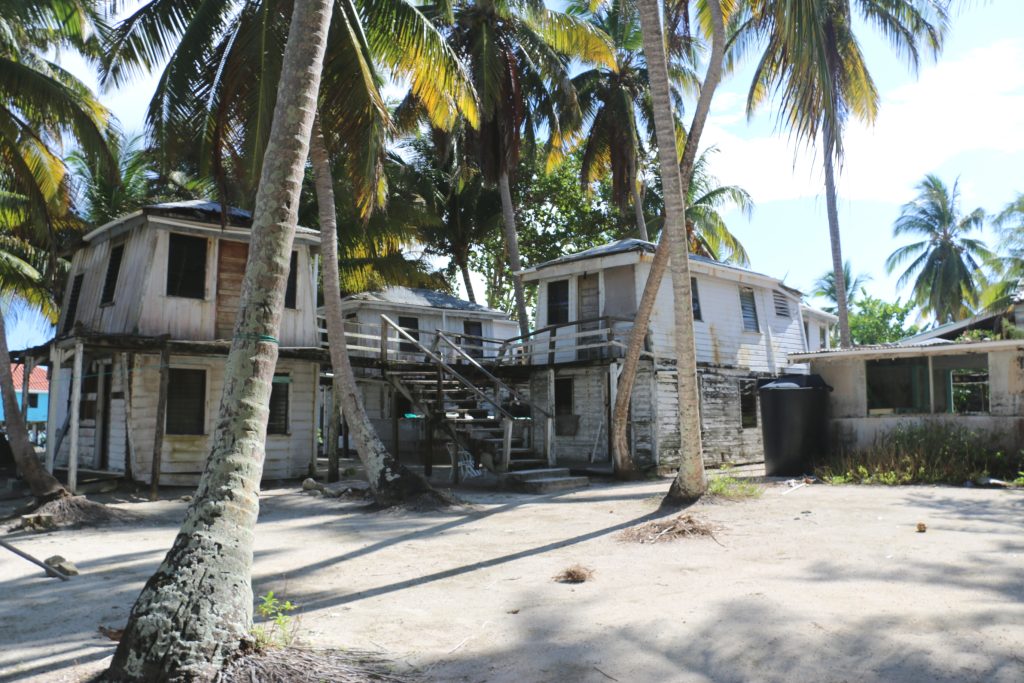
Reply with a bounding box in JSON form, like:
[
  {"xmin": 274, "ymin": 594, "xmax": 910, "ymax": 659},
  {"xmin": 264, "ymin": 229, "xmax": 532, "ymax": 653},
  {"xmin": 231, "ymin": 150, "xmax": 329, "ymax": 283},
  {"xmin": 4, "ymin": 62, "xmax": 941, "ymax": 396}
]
[{"xmin": 0, "ymin": 479, "xmax": 1022, "ymax": 683}]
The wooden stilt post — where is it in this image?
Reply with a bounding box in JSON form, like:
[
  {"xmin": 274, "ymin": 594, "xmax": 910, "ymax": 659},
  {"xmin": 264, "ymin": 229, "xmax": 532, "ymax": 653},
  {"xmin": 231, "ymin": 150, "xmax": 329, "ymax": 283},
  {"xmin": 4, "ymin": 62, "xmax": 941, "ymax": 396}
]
[
  {"xmin": 120, "ymin": 353, "xmax": 137, "ymax": 481},
  {"xmin": 327, "ymin": 389, "xmax": 340, "ymax": 483},
  {"xmin": 45, "ymin": 346, "xmax": 61, "ymax": 473},
  {"xmin": 547, "ymin": 368, "xmax": 556, "ymax": 466},
  {"xmin": 391, "ymin": 389, "xmax": 400, "ymax": 463},
  {"xmin": 150, "ymin": 346, "xmax": 170, "ymax": 501},
  {"xmin": 309, "ymin": 369, "xmax": 320, "ymax": 477},
  {"xmin": 68, "ymin": 340, "xmax": 84, "ymax": 494}
]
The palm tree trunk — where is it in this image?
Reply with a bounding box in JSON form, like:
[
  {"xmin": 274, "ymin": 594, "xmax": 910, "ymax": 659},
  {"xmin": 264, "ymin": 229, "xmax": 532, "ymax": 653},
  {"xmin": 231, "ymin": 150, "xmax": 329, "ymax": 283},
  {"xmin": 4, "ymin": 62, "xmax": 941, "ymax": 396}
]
[
  {"xmin": 0, "ymin": 314, "xmax": 65, "ymax": 501},
  {"xmin": 823, "ymin": 120, "xmax": 851, "ymax": 347},
  {"xmin": 104, "ymin": 1, "xmax": 334, "ymax": 678},
  {"xmin": 310, "ymin": 120, "xmax": 436, "ymax": 505},
  {"xmin": 630, "ymin": 155, "xmax": 649, "ymax": 241},
  {"xmin": 498, "ymin": 171, "xmax": 530, "ymax": 337},
  {"xmin": 615, "ymin": 0, "xmax": 725, "ymax": 502},
  {"xmin": 459, "ymin": 256, "xmax": 477, "ymax": 303}
]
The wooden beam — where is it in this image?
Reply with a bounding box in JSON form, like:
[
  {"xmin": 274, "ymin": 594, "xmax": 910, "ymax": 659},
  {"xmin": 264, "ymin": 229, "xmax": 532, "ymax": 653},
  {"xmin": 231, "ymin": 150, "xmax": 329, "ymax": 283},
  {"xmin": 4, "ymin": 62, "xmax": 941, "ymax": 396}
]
[
  {"xmin": 68, "ymin": 340, "xmax": 84, "ymax": 494},
  {"xmin": 391, "ymin": 388, "xmax": 399, "ymax": 462},
  {"xmin": 44, "ymin": 346, "xmax": 61, "ymax": 472},
  {"xmin": 328, "ymin": 389, "xmax": 340, "ymax": 482},
  {"xmin": 309, "ymin": 369, "xmax": 319, "ymax": 478},
  {"xmin": 150, "ymin": 346, "xmax": 170, "ymax": 501},
  {"xmin": 120, "ymin": 353, "xmax": 137, "ymax": 480}
]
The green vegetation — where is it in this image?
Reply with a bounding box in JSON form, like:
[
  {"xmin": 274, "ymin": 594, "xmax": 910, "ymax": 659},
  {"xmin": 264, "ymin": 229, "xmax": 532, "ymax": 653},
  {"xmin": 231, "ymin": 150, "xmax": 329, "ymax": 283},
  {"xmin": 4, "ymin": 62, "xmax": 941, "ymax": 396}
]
[
  {"xmin": 251, "ymin": 592, "xmax": 299, "ymax": 650},
  {"xmin": 848, "ymin": 294, "xmax": 920, "ymax": 345},
  {"xmin": 706, "ymin": 470, "xmax": 764, "ymax": 499},
  {"xmin": 818, "ymin": 423, "xmax": 1024, "ymax": 485}
]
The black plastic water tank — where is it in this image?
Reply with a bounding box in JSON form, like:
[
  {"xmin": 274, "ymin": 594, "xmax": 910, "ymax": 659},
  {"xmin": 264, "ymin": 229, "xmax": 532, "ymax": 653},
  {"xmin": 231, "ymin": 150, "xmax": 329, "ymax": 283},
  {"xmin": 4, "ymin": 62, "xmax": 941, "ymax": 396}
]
[{"xmin": 759, "ymin": 374, "xmax": 832, "ymax": 477}]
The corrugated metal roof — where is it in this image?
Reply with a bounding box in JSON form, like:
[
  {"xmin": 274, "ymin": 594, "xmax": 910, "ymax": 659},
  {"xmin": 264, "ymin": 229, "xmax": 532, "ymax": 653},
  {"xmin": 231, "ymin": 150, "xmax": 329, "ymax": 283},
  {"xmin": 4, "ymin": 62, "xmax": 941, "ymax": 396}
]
[
  {"xmin": 143, "ymin": 200, "xmax": 319, "ymax": 235},
  {"xmin": 11, "ymin": 365, "xmax": 48, "ymax": 392},
  {"xmin": 341, "ymin": 287, "xmax": 508, "ymax": 315}
]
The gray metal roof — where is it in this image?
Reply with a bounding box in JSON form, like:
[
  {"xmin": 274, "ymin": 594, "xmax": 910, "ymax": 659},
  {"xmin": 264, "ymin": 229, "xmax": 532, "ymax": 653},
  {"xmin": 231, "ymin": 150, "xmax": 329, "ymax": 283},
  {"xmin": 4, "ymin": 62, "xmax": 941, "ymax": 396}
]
[
  {"xmin": 143, "ymin": 200, "xmax": 318, "ymax": 235},
  {"xmin": 528, "ymin": 238, "xmax": 804, "ymax": 295},
  {"xmin": 341, "ymin": 287, "xmax": 508, "ymax": 315}
]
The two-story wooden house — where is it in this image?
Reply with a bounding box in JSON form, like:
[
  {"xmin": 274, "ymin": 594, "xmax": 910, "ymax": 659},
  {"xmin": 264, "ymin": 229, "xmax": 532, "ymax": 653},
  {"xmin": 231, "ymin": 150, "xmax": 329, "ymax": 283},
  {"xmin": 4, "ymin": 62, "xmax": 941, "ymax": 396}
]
[
  {"xmin": 511, "ymin": 239, "xmax": 835, "ymax": 471},
  {"xmin": 31, "ymin": 201, "xmax": 325, "ymax": 492}
]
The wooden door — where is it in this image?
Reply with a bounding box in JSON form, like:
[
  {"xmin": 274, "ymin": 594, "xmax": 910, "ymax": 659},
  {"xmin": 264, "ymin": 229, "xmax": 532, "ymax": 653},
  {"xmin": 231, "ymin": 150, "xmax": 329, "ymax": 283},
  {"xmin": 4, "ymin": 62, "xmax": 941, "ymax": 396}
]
[
  {"xmin": 216, "ymin": 241, "xmax": 249, "ymax": 339},
  {"xmin": 577, "ymin": 273, "xmax": 600, "ymax": 360}
]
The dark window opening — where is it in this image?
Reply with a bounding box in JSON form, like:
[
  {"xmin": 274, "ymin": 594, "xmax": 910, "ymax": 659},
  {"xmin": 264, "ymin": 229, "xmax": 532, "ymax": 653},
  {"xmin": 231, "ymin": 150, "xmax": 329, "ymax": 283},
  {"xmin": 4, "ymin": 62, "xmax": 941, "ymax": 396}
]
[
  {"xmin": 739, "ymin": 287, "xmax": 760, "ymax": 333},
  {"xmin": 740, "ymin": 379, "xmax": 758, "ymax": 428},
  {"xmin": 101, "ymin": 243, "xmax": 125, "ymax": 304},
  {"xmin": 554, "ymin": 378, "xmax": 573, "ymax": 416},
  {"xmin": 284, "ymin": 251, "xmax": 298, "ymax": 309},
  {"xmin": 548, "ymin": 280, "xmax": 569, "ymax": 325},
  {"xmin": 62, "ymin": 274, "xmax": 84, "ymax": 335},
  {"xmin": 462, "ymin": 320, "xmax": 483, "ymax": 358},
  {"xmin": 691, "ymin": 278, "xmax": 702, "ymax": 321},
  {"xmin": 398, "ymin": 316, "xmax": 420, "ymax": 352},
  {"xmin": 166, "ymin": 234, "xmax": 208, "ymax": 299},
  {"xmin": 866, "ymin": 358, "xmax": 930, "ymax": 415},
  {"xmin": 268, "ymin": 374, "xmax": 289, "ymax": 434},
  {"xmin": 395, "ymin": 393, "xmax": 413, "ymax": 418},
  {"xmin": 166, "ymin": 368, "xmax": 206, "ymax": 434},
  {"xmin": 28, "ymin": 394, "xmax": 39, "ymax": 408}
]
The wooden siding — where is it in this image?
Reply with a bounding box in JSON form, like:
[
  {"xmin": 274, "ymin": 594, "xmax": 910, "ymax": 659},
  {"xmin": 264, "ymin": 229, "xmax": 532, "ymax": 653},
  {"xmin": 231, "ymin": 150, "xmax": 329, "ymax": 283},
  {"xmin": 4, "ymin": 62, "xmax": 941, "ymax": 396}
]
[
  {"xmin": 57, "ymin": 216, "xmax": 320, "ymax": 347},
  {"xmin": 215, "ymin": 241, "xmax": 248, "ymax": 339}
]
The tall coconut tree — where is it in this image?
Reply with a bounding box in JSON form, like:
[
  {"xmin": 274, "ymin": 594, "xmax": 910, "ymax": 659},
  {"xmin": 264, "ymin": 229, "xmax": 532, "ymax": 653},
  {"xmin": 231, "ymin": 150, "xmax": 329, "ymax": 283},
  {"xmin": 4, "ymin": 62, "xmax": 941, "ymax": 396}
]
[
  {"xmin": 611, "ymin": 0, "xmax": 726, "ymax": 500},
  {"xmin": 441, "ymin": 0, "xmax": 616, "ymax": 334},
  {"xmin": 104, "ymin": 0, "xmax": 334, "ymax": 678},
  {"xmin": 743, "ymin": 0, "xmax": 948, "ymax": 347},
  {"xmin": 885, "ymin": 174, "xmax": 990, "ymax": 324},
  {"xmin": 982, "ymin": 193, "xmax": 1024, "ymax": 312}
]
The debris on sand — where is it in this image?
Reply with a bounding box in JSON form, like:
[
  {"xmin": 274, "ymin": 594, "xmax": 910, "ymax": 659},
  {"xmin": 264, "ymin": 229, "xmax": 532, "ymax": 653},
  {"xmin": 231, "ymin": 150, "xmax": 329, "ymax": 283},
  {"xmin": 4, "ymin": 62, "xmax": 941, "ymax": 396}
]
[
  {"xmin": 8, "ymin": 495, "xmax": 133, "ymax": 531},
  {"xmin": 554, "ymin": 564, "xmax": 594, "ymax": 584},
  {"xmin": 916, "ymin": 522, "xmax": 927, "ymax": 533},
  {"xmin": 216, "ymin": 646, "xmax": 407, "ymax": 683},
  {"xmin": 618, "ymin": 514, "xmax": 721, "ymax": 545}
]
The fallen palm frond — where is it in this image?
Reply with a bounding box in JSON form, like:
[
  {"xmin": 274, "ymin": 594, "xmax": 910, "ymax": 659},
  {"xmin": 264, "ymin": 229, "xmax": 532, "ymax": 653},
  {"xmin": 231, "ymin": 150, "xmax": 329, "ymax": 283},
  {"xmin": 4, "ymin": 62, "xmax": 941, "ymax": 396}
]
[{"xmin": 618, "ymin": 514, "xmax": 721, "ymax": 545}]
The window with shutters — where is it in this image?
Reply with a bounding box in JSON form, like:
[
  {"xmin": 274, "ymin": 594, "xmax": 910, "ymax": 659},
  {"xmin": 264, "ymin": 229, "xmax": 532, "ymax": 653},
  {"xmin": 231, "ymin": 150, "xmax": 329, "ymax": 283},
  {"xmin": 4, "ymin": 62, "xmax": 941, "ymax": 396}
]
[
  {"xmin": 691, "ymin": 278, "xmax": 702, "ymax": 321},
  {"xmin": 773, "ymin": 291, "xmax": 791, "ymax": 318},
  {"xmin": 284, "ymin": 251, "xmax": 298, "ymax": 309},
  {"xmin": 819, "ymin": 326, "xmax": 827, "ymax": 349},
  {"xmin": 739, "ymin": 287, "xmax": 760, "ymax": 332},
  {"xmin": 166, "ymin": 368, "xmax": 206, "ymax": 435},
  {"xmin": 166, "ymin": 234, "xmax": 208, "ymax": 299},
  {"xmin": 62, "ymin": 274, "xmax": 85, "ymax": 335},
  {"xmin": 547, "ymin": 280, "xmax": 569, "ymax": 325},
  {"xmin": 268, "ymin": 374, "xmax": 289, "ymax": 434},
  {"xmin": 100, "ymin": 243, "xmax": 125, "ymax": 304},
  {"xmin": 739, "ymin": 379, "xmax": 758, "ymax": 428},
  {"xmin": 398, "ymin": 316, "xmax": 419, "ymax": 352}
]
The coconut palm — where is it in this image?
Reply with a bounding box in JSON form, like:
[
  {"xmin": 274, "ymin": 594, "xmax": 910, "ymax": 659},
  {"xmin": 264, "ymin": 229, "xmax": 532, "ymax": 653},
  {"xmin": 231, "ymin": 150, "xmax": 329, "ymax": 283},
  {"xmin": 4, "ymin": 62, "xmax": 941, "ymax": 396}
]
[
  {"xmin": 743, "ymin": 0, "xmax": 948, "ymax": 347},
  {"xmin": 105, "ymin": 1, "xmax": 335, "ymax": 677},
  {"xmin": 440, "ymin": 0, "xmax": 616, "ymax": 334},
  {"xmin": 885, "ymin": 175, "xmax": 990, "ymax": 324},
  {"xmin": 982, "ymin": 193, "xmax": 1024, "ymax": 312},
  {"xmin": 813, "ymin": 260, "xmax": 870, "ymax": 314}
]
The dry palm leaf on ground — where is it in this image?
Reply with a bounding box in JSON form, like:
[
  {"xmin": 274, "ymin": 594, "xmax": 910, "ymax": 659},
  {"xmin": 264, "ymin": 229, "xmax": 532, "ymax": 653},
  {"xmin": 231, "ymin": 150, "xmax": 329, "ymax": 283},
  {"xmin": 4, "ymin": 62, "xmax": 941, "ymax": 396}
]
[{"xmin": 618, "ymin": 514, "xmax": 722, "ymax": 545}]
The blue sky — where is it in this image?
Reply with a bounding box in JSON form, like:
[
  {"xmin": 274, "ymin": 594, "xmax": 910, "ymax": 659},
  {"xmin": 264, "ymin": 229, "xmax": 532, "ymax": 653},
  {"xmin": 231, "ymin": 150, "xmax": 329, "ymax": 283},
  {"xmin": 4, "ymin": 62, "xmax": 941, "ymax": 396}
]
[{"xmin": 8, "ymin": 1, "xmax": 1023, "ymax": 349}]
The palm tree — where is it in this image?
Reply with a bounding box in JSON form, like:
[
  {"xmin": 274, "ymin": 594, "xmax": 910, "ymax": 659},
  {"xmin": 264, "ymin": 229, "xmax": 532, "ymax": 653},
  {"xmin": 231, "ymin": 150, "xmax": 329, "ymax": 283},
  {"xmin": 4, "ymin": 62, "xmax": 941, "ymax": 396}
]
[
  {"xmin": 647, "ymin": 145, "xmax": 753, "ymax": 264},
  {"xmin": 613, "ymin": 0, "xmax": 726, "ymax": 499},
  {"xmin": 571, "ymin": 0, "xmax": 653, "ymax": 239},
  {"xmin": 812, "ymin": 260, "xmax": 870, "ymax": 314},
  {"xmin": 981, "ymin": 193, "xmax": 1024, "ymax": 312},
  {"xmin": 441, "ymin": 0, "xmax": 616, "ymax": 334},
  {"xmin": 404, "ymin": 127, "xmax": 503, "ymax": 302},
  {"xmin": 743, "ymin": 0, "xmax": 948, "ymax": 347},
  {"xmin": 0, "ymin": 236, "xmax": 65, "ymax": 501},
  {"xmin": 885, "ymin": 174, "xmax": 990, "ymax": 324},
  {"xmin": 105, "ymin": 0, "xmax": 335, "ymax": 677}
]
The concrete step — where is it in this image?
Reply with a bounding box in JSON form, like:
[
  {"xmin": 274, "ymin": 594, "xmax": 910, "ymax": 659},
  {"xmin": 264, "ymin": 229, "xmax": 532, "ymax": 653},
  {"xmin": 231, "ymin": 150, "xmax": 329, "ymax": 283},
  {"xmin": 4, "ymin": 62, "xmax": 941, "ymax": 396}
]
[
  {"xmin": 504, "ymin": 467, "xmax": 571, "ymax": 481},
  {"xmin": 507, "ymin": 458, "xmax": 549, "ymax": 470},
  {"xmin": 506, "ymin": 473, "xmax": 590, "ymax": 494}
]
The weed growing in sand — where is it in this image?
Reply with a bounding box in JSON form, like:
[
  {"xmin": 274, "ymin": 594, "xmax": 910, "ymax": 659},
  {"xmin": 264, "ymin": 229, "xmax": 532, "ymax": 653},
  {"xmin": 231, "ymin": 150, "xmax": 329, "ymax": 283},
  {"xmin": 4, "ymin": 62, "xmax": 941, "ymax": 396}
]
[
  {"xmin": 707, "ymin": 473, "xmax": 763, "ymax": 499},
  {"xmin": 252, "ymin": 592, "xmax": 298, "ymax": 649},
  {"xmin": 554, "ymin": 564, "xmax": 594, "ymax": 583}
]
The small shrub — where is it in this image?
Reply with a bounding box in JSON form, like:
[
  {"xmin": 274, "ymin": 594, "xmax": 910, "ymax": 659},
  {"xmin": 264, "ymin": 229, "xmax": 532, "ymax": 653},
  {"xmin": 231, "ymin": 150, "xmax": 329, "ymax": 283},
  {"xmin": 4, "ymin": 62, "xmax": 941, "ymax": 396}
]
[
  {"xmin": 252, "ymin": 591, "xmax": 299, "ymax": 649},
  {"xmin": 817, "ymin": 422, "xmax": 1024, "ymax": 486}
]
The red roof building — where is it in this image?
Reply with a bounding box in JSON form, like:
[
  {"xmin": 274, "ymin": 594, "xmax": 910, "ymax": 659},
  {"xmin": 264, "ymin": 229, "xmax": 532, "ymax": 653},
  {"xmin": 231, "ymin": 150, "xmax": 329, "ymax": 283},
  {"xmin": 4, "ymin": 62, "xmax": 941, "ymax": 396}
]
[{"xmin": 11, "ymin": 364, "xmax": 49, "ymax": 393}]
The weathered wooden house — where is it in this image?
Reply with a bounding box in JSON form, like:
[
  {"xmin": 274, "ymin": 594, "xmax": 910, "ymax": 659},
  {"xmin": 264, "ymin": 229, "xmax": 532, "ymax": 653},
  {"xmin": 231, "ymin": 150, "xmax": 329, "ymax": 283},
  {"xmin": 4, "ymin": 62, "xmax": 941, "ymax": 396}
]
[
  {"xmin": 25, "ymin": 201, "xmax": 325, "ymax": 492},
  {"xmin": 509, "ymin": 239, "xmax": 836, "ymax": 471}
]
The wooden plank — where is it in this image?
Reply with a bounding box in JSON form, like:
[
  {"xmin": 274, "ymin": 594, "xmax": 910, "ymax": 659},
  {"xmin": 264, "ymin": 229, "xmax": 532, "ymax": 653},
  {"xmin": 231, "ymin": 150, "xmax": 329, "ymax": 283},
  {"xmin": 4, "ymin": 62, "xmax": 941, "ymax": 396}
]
[
  {"xmin": 215, "ymin": 240, "xmax": 249, "ymax": 339},
  {"xmin": 150, "ymin": 346, "xmax": 171, "ymax": 500},
  {"xmin": 19, "ymin": 357, "xmax": 32, "ymax": 420},
  {"xmin": 45, "ymin": 346, "xmax": 61, "ymax": 472},
  {"xmin": 68, "ymin": 341, "xmax": 84, "ymax": 494},
  {"xmin": 121, "ymin": 353, "xmax": 137, "ymax": 479}
]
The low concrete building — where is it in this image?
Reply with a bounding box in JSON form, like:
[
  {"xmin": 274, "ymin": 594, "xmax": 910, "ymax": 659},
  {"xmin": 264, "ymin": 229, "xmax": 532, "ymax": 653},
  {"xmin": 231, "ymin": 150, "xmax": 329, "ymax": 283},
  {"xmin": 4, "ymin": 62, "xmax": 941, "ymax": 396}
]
[{"xmin": 788, "ymin": 339, "xmax": 1024, "ymax": 452}]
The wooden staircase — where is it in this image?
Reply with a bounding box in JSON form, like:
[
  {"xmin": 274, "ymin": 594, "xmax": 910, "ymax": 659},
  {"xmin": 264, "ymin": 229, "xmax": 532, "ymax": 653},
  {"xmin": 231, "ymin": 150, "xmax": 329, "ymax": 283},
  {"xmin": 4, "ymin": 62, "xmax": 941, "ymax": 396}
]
[{"xmin": 378, "ymin": 316, "xmax": 586, "ymax": 491}]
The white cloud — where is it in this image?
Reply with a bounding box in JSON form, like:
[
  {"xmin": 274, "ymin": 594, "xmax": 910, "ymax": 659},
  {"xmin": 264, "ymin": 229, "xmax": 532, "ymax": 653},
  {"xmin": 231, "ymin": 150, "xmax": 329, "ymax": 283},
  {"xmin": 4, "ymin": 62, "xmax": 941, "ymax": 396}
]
[{"xmin": 698, "ymin": 39, "xmax": 1024, "ymax": 206}]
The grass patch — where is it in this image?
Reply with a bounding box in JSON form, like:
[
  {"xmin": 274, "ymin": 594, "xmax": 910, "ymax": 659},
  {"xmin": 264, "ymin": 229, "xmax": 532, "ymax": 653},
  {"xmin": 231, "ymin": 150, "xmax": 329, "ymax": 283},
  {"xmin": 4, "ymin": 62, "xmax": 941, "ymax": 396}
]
[
  {"xmin": 818, "ymin": 422, "xmax": 1024, "ymax": 486},
  {"xmin": 706, "ymin": 473, "xmax": 764, "ymax": 499}
]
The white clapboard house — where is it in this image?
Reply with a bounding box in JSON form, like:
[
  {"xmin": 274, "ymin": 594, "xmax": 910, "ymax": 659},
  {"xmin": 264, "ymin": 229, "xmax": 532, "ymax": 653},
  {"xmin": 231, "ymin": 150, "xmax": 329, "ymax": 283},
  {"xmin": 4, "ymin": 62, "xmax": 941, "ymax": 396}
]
[
  {"xmin": 510, "ymin": 239, "xmax": 837, "ymax": 471},
  {"xmin": 23, "ymin": 202, "xmax": 325, "ymax": 492}
]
